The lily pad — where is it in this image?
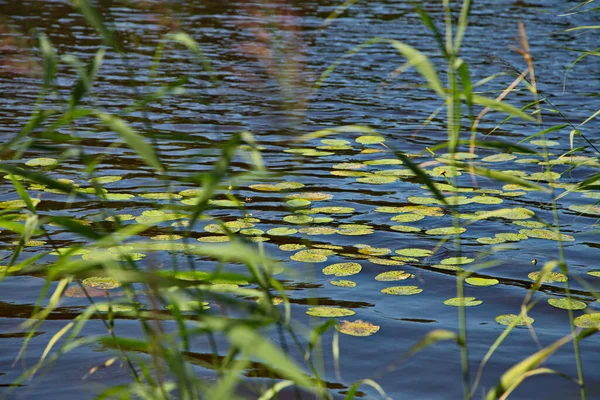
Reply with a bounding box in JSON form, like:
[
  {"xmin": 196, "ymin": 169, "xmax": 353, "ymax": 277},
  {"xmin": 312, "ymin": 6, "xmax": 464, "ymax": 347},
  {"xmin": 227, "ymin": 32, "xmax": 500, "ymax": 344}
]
[
  {"xmin": 198, "ymin": 236, "xmax": 231, "ymax": 243},
  {"xmin": 364, "ymin": 159, "xmax": 402, "ymax": 166},
  {"xmin": 390, "ymin": 225, "xmax": 421, "ymax": 233},
  {"xmin": 291, "ymin": 250, "xmax": 329, "ymax": 263},
  {"xmin": 357, "ymin": 246, "xmax": 391, "ymax": 256},
  {"xmin": 375, "ymin": 271, "xmax": 413, "ymax": 281},
  {"xmin": 279, "ymin": 244, "xmax": 306, "ymax": 251},
  {"xmin": 306, "ymin": 306, "xmax": 356, "ymax": 318},
  {"xmin": 444, "ymin": 297, "xmax": 483, "ymax": 307},
  {"xmin": 311, "ymin": 206, "xmax": 355, "ymax": 214},
  {"xmin": 547, "ymin": 298, "xmax": 586, "ymax": 310},
  {"xmin": 425, "ymin": 227, "xmax": 466, "ymax": 235},
  {"xmin": 512, "ymin": 221, "xmax": 546, "ymax": 229},
  {"xmin": 322, "ymin": 262, "xmax": 362, "ymax": 277},
  {"xmin": 82, "ymin": 277, "xmax": 121, "ymax": 290},
  {"xmin": 482, "ymin": 154, "xmax": 517, "ymax": 162},
  {"xmin": 568, "ymin": 204, "xmax": 600, "ymax": 216},
  {"xmin": 283, "ymin": 215, "xmax": 314, "ymax": 224},
  {"xmin": 89, "ymin": 176, "xmax": 122, "ymax": 184},
  {"xmin": 337, "ymin": 320, "xmax": 380, "ymax": 336},
  {"xmin": 178, "ymin": 188, "xmax": 203, "ymax": 197},
  {"xmin": 267, "ymin": 227, "xmax": 298, "ymax": 236},
  {"xmin": 495, "ymin": 314, "xmax": 534, "ymax": 326},
  {"xmin": 471, "ymin": 196, "xmax": 503, "ymax": 205},
  {"xmin": 390, "ymin": 214, "xmax": 424, "ymax": 223},
  {"xmin": 104, "ymin": 193, "xmax": 136, "ymax": 201},
  {"xmin": 337, "ymin": 224, "xmax": 374, "ymax": 236},
  {"xmin": 527, "ymin": 271, "xmax": 568, "ymax": 283},
  {"xmin": 356, "ymin": 175, "xmax": 397, "ymax": 184},
  {"xmin": 395, "ymin": 248, "xmax": 432, "ymax": 257},
  {"xmin": 441, "ymin": 257, "xmax": 474, "ymax": 265},
  {"xmin": 465, "ymin": 277, "xmax": 499, "ymax": 286},
  {"xmin": 140, "ymin": 193, "xmax": 182, "ymax": 200},
  {"xmin": 574, "ymin": 313, "xmax": 600, "ymax": 328},
  {"xmin": 519, "ymin": 229, "xmax": 575, "ymax": 242},
  {"xmin": 356, "ymin": 135, "xmax": 384, "ymax": 144},
  {"xmin": 369, "ymin": 258, "xmax": 405, "ymax": 266},
  {"xmin": 286, "ymin": 192, "xmax": 333, "ymax": 201},
  {"xmin": 381, "ymin": 285, "xmax": 423, "ymax": 295},
  {"xmin": 299, "ymin": 227, "xmax": 337, "ymax": 235},
  {"xmin": 209, "ymin": 199, "xmax": 244, "ymax": 207},
  {"xmin": 25, "ymin": 157, "xmax": 58, "ymax": 167},
  {"xmin": 286, "ymin": 199, "xmax": 311, "ymax": 207},
  {"xmin": 330, "ymin": 280, "xmax": 357, "ymax": 287},
  {"xmin": 587, "ymin": 270, "xmax": 600, "ymax": 278}
]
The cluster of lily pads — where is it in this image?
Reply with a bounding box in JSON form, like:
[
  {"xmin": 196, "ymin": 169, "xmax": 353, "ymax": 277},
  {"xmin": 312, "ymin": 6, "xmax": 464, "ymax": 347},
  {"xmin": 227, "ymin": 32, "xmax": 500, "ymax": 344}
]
[{"xmin": 4, "ymin": 131, "xmax": 600, "ymax": 338}]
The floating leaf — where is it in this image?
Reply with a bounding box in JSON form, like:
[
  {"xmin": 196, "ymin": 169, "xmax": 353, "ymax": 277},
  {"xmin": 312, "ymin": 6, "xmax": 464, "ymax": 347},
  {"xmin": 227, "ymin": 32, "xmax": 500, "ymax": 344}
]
[
  {"xmin": 476, "ymin": 237, "xmax": 506, "ymax": 244},
  {"xmin": 330, "ymin": 280, "xmax": 356, "ymax": 287},
  {"xmin": 443, "ymin": 297, "xmax": 483, "ymax": 307},
  {"xmin": 357, "ymin": 246, "xmax": 391, "ymax": 256},
  {"xmin": 179, "ymin": 188, "xmax": 203, "ymax": 197},
  {"xmin": 311, "ymin": 206, "xmax": 355, "ymax": 214},
  {"xmin": 441, "ymin": 257, "xmax": 474, "ymax": 265},
  {"xmin": 573, "ymin": 313, "xmax": 600, "ymax": 328},
  {"xmin": 519, "ymin": 229, "xmax": 575, "ymax": 242},
  {"xmin": 513, "ymin": 220, "xmax": 546, "ymax": 228},
  {"xmin": 364, "ymin": 158, "xmax": 402, "ymax": 165},
  {"xmin": 197, "ymin": 236, "xmax": 231, "ymax": 243},
  {"xmin": 407, "ymin": 196, "xmax": 439, "ymax": 205},
  {"xmin": 431, "ymin": 264, "xmax": 464, "ymax": 271},
  {"xmin": 369, "ymin": 257, "xmax": 405, "ymax": 266},
  {"xmin": 299, "ymin": 227, "xmax": 337, "ymax": 235},
  {"xmin": 587, "ymin": 270, "xmax": 600, "ymax": 278},
  {"xmin": 283, "ymin": 215, "xmax": 314, "ymax": 224},
  {"xmin": 286, "ymin": 199, "xmax": 311, "ymax": 207},
  {"xmin": 209, "ymin": 199, "xmax": 243, "ymax": 207},
  {"xmin": 82, "ymin": 277, "xmax": 121, "ymax": 290},
  {"xmin": 268, "ymin": 227, "xmax": 298, "ymax": 236},
  {"xmin": 425, "ymin": 227, "xmax": 466, "ymax": 235},
  {"xmin": 530, "ymin": 139, "xmax": 560, "ymax": 147},
  {"xmin": 395, "ymin": 248, "xmax": 432, "ymax": 257},
  {"xmin": 321, "ymin": 138, "xmax": 350, "ymax": 146},
  {"xmin": 481, "ymin": 154, "xmax": 517, "ymax": 162},
  {"xmin": 322, "ymin": 262, "xmax": 362, "ymax": 277},
  {"xmin": 306, "ymin": 306, "xmax": 356, "ymax": 318},
  {"xmin": 240, "ymin": 228, "xmax": 264, "ymax": 236},
  {"xmin": 465, "ymin": 277, "xmax": 499, "ymax": 286},
  {"xmin": 568, "ymin": 204, "xmax": 600, "ymax": 216},
  {"xmin": 286, "ymin": 192, "xmax": 333, "ymax": 201},
  {"xmin": 495, "ymin": 233, "xmax": 527, "ymax": 242},
  {"xmin": 291, "ymin": 250, "xmax": 329, "ymax": 263},
  {"xmin": 88, "ymin": 176, "xmax": 122, "ymax": 184},
  {"xmin": 381, "ymin": 285, "xmax": 423, "ymax": 295},
  {"xmin": 104, "ymin": 193, "xmax": 135, "ymax": 201},
  {"xmin": 439, "ymin": 152, "xmax": 478, "ymax": 160},
  {"xmin": 140, "ymin": 192, "xmax": 182, "ymax": 200},
  {"xmin": 471, "ymin": 196, "xmax": 503, "ymax": 205},
  {"xmin": 356, "ymin": 135, "xmax": 384, "ymax": 144},
  {"xmin": 390, "ymin": 225, "xmax": 421, "ymax": 233},
  {"xmin": 527, "ymin": 271, "xmax": 567, "ymax": 283},
  {"xmin": 356, "ymin": 175, "xmax": 397, "ymax": 184},
  {"xmin": 279, "ymin": 243, "xmax": 305, "ymax": 251},
  {"xmin": 495, "ymin": 314, "xmax": 534, "ymax": 326},
  {"xmin": 337, "ymin": 320, "xmax": 380, "ymax": 337},
  {"xmin": 391, "ymin": 214, "xmax": 424, "ymax": 223},
  {"xmin": 430, "ymin": 166, "xmax": 461, "ymax": 177},
  {"xmin": 547, "ymin": 298, "xmax": 586, "ymax": 310},
  {"xmin": 375, "ymin": 271, "xmax": 413, "ymax": 281},
  {"xmin": 151, "ymin": 234, "xmax": 183, "ymax": 241},
  {"xmin": 25, "ymin": 157, "xmax": 58, "ymax": 167}
]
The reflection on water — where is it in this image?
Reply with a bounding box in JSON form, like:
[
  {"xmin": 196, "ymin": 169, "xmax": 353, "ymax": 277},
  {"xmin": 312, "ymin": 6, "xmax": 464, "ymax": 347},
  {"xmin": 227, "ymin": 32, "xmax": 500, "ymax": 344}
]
[{"xmin": 1, "ymin": 1, "xmax": 600, "ymax": 399}]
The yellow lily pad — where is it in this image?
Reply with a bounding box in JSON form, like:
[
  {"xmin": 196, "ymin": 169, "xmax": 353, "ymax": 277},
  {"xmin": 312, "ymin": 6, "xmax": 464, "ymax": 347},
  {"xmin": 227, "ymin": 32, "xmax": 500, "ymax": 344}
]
[
  {"xmin": 337, "ymin": 320, "xmax": 380, "ymax": 336},
  {"xmin": 306, "ymin": 306, "xmax": 356, "ymax": 318},
  {"xmin": 322, "ymin": 262, "xmax": 362, "ymax": 276}
]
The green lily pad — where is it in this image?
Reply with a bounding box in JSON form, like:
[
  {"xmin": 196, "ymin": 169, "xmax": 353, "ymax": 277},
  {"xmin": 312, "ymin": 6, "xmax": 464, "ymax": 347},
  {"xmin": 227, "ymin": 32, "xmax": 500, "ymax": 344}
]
[
  {"xmin": 291, "ymin": 249, "xmax": 329, "ymax": 263},
  {"xmin": 527, "ymin": 271, "xmax": 568, "ymax": 283},
  {"xmin": 431, "ymin": 264, "xmax": 464, "ymax": 271},
  {"xmin": 369, "ymin": 258, "xmax": 405, "ymax": 266},
  {"xmin": 390, "ymin": 214, "xmax": 424, "ymax": 223},
  {"xmin": 441, "ymin": 257, "xmax": 474, "ymax": 265},
  {"xmin": 407, "ymin": 196, "xmax": 439, "ymax": 205},
  {"xmin": 357, "ymin": 246, "xmax": 391, "ymax": 256},
  {"xmin": 82, "ymin": 277, "xmax": 121, "ymax": 290},
  {"xmin": 528, "ymin": 171, "xmax": 560, "ymax": 182},
  {"xmin": 471, "ymin": 196, "xmax": 503, "ymax": 205},
  {"xmin": 151, "ymin": 234, "xmax": 183, "ymax": 241},
  {"xmin": 375, "ymin": 271, "xmax": 413, "ymax": 281},
  {"xmin": 530, "ymin": 139, "xmax": 560, "ymax": 147},
  {"xmin": 429, "ymin": 166, "xmax": 461, "ymax": 177},
  {"xmin": 513, "ymin": 221, "xmax": 546, "ymax": 228},
  {"xmin": 25, "ymin": 157, "xmax": 58, "ymax": 167},
  {"xmin": 299, "ymin": 227, "xmax": 337, "ymax": 235},
  {"xmin": 140, "ymin": 193, "xmax": 182, "ymax": 200},
  {"xmin": 439, "ymin": 152, "xmax": 478, "ymax": 160},
  {"xmin": 314, "ymin": 244, "xmax": 343, "ymax": 250},
  {"xmin": 311, "ymin": 206, "xmax": 355, "ymax": 214},
  {"xmin": 568, "ymin": 204, "xmax": 600, "ymax": 216},
  {"xmin": 279, "ymin": 244, "xmax": 306, "ymax": 251},
  {"xmin": 374, "ymin": 169, "xmax": 414, "ymax": 177},
  {"xmin": 286, "ymin": 199, "xmax": 311, "ymax": 207},
  {"xmin": 93, "ymin": 303, "xmax": 140, "ymax": 313},
  {"xmin": 0, "ymin": 199, "xmax": 41, "ymax": 209},
  {"xmin": 495, "ymin": 314, "xmax": 534, "ymax": 326},
  {"xmin": 306, "ymin": 306, "xmax": 356, "ymax": 318},
  {"xmin": 267, "ymin": 227, "xmax": 298, "ymax": 236},
  {"xmin": 476, "ymin": 237, "xmax": 506, "ymax": 244},
  {"xmin": 286, "ymin": 192, "xmax": 333, "ymax": 201},
  {"xmin": 482, "ymin": 154, "xmax": 517, "ymax": 162},
  {"xmin": 240, "ymin": 228, "xmax": 265, "ymax": 236},
  {"xmin": 337, "ymin": 320, "xmax": 380, "ymax": 336},
  {"xmin": 573, "ymin": 313, "xmax": 600, "ymax": 328},
  {"xmin": 395, "ymin": 248, "xmax": 432, "ymax": 257},
  {"xmin": 330, "ymin": 280, "xmax": 357, "ymax": 287},
  {"xmin": 465, "ymin": 277, "xmax": 499, "ymax": 286},
  {"xmin": 321, "ymin": 139, "xmax": 350, "ymax": 146},
  {"xmin": 356, "ymin": 135, "xmax": 384, "ymax": 144},
  {"xmin": 104, "ymin": 193, "xmax": 136, "ymax": 201},
  {"xmin": 178, "ymin": 188, "xmax": 203, "ymax": 197},
  {"xmin": 364, "ymin": 159, "xmax": 402, "ymax": 166},
  {"xmin": 381, "ymin": 285, "xmax": 423, "ymax": 295},
  {"xmin": 482, "ymin": 207, "xmax": 535, "ymax": 220},
  {"xmin": 209, "ymin": 199, "xmax": 244, "ymax": 207},
  {"xmin": 89, "ymin": 176, "xmax": 122, "ymax": 184},
  {"xmin": 331, "ymin": 170, "xmax": 370, "ymax": 177},
  {"xmin": 495, "ymin": 233, "xmax": 528, "ymax": 242},
  {"xmin": 356, "ymin": 175, "xmax": 397, "ymax": 184},
  {"xmin": 332, "ymin": 162, "xmax": 366, "ymax": 170},
  {"xmin": 337, "ymin": 224, "xmax": 374, "ymax": 236},
  {"xmin": 322, "ymin": 262, "xmax": 362, "ymax": 276},
  {"xmin": 283, "ymin": 215, "xmax": 314, "ymax": 224},
  {"xmin": 198, "ymin": 236, "xmax": 231, "ymax": 243},
  {"xmin": 519, "ymin": 229, "xmax": 575, "ymax": 242},
  {"xmin": 587, "ymin": 270, "xmax": 600, "ymax": 278},
  {"xmin": 444, "ymin": 297, "xmax": 483, "ymax": 307},
  {"xmin": 390, "ymin": 225, "xmax": 421, "ymax": 233},
  {"xmin": 547, "ymin": 298, "xmax": 586, "ymax": 310},
  {"xmin": 425, "ymin": 227, "xmax": 466, "ymax": 235}
]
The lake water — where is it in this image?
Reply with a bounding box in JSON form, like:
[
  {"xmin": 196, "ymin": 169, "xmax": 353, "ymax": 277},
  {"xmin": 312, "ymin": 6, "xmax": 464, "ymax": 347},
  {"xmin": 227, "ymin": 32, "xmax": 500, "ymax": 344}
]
[{"xmin": 1, "ymin": 0, "xmax": 599, "ymax": 399}]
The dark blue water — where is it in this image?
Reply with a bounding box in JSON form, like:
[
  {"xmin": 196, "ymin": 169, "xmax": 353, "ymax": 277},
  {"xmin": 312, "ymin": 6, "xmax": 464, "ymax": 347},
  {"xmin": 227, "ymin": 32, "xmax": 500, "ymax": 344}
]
[{"xmin": 0, "ymin": 0, "xmax": 599, "ymax": 399}]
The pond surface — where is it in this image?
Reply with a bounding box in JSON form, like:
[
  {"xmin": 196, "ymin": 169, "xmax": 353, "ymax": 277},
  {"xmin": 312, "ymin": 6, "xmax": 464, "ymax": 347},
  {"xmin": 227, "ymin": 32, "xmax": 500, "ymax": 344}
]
[{"xmin": 1, "ymin": 0, "xmax": 599, "ymax": 399}]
